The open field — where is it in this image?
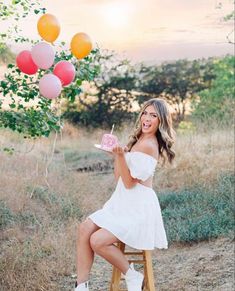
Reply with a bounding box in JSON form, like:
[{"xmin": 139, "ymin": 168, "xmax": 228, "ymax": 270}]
[{"xmin": 0, "ymin": 122, "xmax": 234, "ymax": 290}]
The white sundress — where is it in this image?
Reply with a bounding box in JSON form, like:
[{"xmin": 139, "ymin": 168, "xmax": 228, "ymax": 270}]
[{"xmin": 88, "ymin": 151, "xmax": 168, "ymax": 250}]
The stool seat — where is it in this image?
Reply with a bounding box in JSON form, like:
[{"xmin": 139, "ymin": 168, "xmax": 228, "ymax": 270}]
[{"xmin": 110, "ymin": 242, "xmax": 156, "ymax": 291}]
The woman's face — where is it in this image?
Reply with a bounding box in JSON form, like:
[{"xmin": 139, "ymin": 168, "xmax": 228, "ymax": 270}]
[{"xmin": 140, "ymin": 105, "xmax": 160, "ymax": 135}]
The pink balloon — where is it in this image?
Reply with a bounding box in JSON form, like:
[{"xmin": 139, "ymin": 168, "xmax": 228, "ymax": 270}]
[
  {"xmin": 53, "ymin": 61, "xmax": 76, "ymax": 86},
  {"xmin": 39, "ymin": 74, "xmax": 62, "ymax": 99},
  {"xmin": 16, "ymin": 50, "xmax": 38, "ymax": 75},
  {"xmin": 31, "ymin": 42, "xmax": 55, "ymax": 69}
]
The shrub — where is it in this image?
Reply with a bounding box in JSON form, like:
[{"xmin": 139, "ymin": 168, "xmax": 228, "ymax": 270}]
[{"xmin": 160, "ymin": 173, "xmax": 235, "ymax": 244}]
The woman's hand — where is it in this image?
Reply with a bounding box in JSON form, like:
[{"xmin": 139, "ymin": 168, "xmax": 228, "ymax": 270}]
[{"xmin": 112, "ymin": 145, "xmax": 128, "ymax": 156}]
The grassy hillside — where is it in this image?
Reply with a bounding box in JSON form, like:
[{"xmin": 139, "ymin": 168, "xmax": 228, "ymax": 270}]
[{"xmin": 0, "ymin": 122, "xmax": 234, "ymax": 290}]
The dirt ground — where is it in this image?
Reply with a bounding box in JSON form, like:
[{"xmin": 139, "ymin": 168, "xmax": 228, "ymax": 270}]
[
  {"xmin": 63, "ymin": 236, "xmax": 234, "ymax": 291},
  {"xmin": 60, "ymin": 172, "xmax": 234, "ymax": 291}
]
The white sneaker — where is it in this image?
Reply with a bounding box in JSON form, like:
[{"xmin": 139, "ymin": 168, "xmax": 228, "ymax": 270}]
[
  {"xmin": 124, "ymin": 263, "xmax": 144, "ymax": 291},
  {"xmin": 74, "ymin": 280, "xmax": 89, "ymax": 291}
]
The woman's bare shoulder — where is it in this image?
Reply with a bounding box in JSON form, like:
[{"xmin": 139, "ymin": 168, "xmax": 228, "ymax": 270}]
[{"xmin": 134, "ymin": 139, "xmax": 159, "ymax": 160}]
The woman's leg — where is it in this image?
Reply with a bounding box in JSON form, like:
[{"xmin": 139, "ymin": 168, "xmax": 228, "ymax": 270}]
[
  {"xmin": 90, "ymin": 228, "xmax": 129, "ymax": 274},
  {"xmin": 76, "ymin": 218, "xmax": 100, "ymax": 284}
]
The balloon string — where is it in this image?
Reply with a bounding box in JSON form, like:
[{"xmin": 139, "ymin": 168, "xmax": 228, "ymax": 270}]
[
  {"xmin": 29, "ymin": 160, "xmax": 39, "ymax": 199},
  {"xmin": 44, "ymin": 97, "xmax": 66, "ymax": 189},
  {"xmin": 44, "ymin": 129, "xmax": 57, "ymax": 189},
  {"xmin": 57, "ymin": 98, "xmax": 67, "ymax": 171}
]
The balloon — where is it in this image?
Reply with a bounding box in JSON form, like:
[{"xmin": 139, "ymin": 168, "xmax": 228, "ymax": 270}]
[
  {"xmin": 53, "ymin": 61, "xmax": 76, "ymax": 86},
  {"xmin": 31, "ymin": 42, "xmax": 55, "ymax": 69},
  {"xmin": 16, "ymin": 50, "xmax": 38, "ymax": 75},
  {"xmin": 37, "ymin": 13, "xmax": 60, "ymax": 43},
  {"xmin": 70, "ymin": 33, "xmax": 92, "ymax": 59},
  {"xmin": 39, "ymin": 74, "xmax": 62, "ymax": 99}
]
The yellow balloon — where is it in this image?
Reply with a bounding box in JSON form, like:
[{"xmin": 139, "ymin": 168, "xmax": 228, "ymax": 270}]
[
  {"xmin": 37, "ymin": 14, "xmax": 60, "ymax": 43},
  {"xmin": 70, "ymin": 33, "xmax": 92, "ymax": 59}
]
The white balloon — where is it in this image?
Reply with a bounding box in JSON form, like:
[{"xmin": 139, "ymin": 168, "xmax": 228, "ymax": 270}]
[
  {"xmin": 39, "ymin": 73, "xmax": 62, "ymax": 99},
  {"xmin": 31, "ymin": 42, "xmax": 55, "ymax": 69}
]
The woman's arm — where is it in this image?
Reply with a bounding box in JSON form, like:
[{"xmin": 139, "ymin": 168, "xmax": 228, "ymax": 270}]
[
  {"xmin": 112, "ymin": 145, "xmax": 139, "ymax": 189},
  {"xmin": 113, "ymin": 155, "xmax": 120, "ymax": 182},
  {"xmin": 113, "ymin": 141, "xmax": 158, "ymax": 188},
  {"xmin": 116, "ymin": 155, "xmax": 138, "ymax": 189}
]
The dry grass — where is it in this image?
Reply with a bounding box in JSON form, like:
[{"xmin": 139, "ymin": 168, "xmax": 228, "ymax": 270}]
[
  {"xmin": 156, "ymin": 127, "xmax": 234, "ymax": 192},
  {"xmin": 0, "ymin": 121, "xmax": 234, "ymax": 290}
]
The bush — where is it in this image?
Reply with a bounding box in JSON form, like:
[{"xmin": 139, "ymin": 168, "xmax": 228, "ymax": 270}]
[
  {"xmin": 31, "ymin": 186, "xmax": 81, "ymax": 224},
  {"xmin": 0, "ymin": 200, "xmax": 40, "ymax": 230},
  {"xmin": 159, "ymin": 172, "xmax": 235, "ymax": 244},
  {"xmin": 0, "ymin": 200, "xmax": 15, "ymax": 229}
]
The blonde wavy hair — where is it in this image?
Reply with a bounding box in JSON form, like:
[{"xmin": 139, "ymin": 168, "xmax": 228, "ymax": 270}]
[{"xmin": 126, "ymin": 98, "xmax": 176, "ymax": 165}]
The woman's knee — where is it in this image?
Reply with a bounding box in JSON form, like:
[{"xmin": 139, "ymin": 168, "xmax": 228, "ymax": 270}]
[
  {"xmin": 77, "ymin": 219, "xmax": 98, "ymax": 240},
  {"xmin": 90, "ymin": 232, "xmax": 104, "ymax": 252}
]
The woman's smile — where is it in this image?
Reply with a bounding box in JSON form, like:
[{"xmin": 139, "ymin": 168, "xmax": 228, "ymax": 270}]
[
  {"xmin": 142, "ymin": 122, "xmax": 152, "ymax": 130},
  {"xmin": 141, "ymin": 105, "xmax": 159, "ymax": 134}
]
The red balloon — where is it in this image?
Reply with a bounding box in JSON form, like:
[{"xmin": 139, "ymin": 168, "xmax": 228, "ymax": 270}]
[
  {"xmin": 53, "ymin": 61, "xmax": 75, "ymax": 86},
  {"xmin": 16, "ymin": 50, "xmax": 38, "ymax": 75}
]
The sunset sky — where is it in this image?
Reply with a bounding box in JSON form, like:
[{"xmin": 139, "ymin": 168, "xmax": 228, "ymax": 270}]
[{"xmin": 3, "ymin": 0, "xmax": 234, "ymax": 63}]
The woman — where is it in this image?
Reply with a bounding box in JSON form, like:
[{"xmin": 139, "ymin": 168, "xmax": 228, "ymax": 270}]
[{"xmin": 75, "ymin": 98, "xmax": 176, "ymax": 291}]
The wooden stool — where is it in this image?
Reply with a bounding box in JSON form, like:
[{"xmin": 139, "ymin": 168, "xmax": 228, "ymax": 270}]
[{"xmin": 110, "ymin": 242, "xmax": 156, "ymax": 291}]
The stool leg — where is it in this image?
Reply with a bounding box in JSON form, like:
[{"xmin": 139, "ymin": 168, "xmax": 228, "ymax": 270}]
[
  {"xmin": 143, "ymin": 261, "xmax": 148, "ymax": 291},
  {"xmin": 110, "ymin": 265, "xmax": 122, "ymax": 291},
  {"xmin": 110, "ymin": 242, "xmax": 126, "ymax": 291},
  {"xmin": 143, "ymin": 251, "xmax": 156, "ymax": 291}
]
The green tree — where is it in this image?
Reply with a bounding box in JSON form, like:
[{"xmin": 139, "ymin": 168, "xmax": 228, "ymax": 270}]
[
  {"xmin": 0, "ymin": 0, "xmax": 99, "ymax": 137},
  {"xmin": 63, "ymin": 50, "xmax": 138, "ymax": 128},
  {"xmin": 138, "ymin": 59, "xmax": 215, "ymax": 122},
  {"xmin": 0, "ymin": 0, "xmax": 45, "ymax": 46},
  {"xmin": 191, "ymin": 55, "xmax": 234, "ymax": 126}
]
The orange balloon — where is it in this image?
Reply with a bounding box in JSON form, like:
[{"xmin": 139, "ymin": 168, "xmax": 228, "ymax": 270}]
[
  {"xmin": 37, "ymin": 14, "xmax": 60, "ymax": 43},
  {"xmin": 70, "ymin": 33, "xmax": 92, "ymax": 59}
]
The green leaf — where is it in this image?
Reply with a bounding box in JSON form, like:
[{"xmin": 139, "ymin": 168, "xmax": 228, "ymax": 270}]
[
  {"xmin": 76, "ymin": 79, "xmax": 82, "ymax": 86},
  {"xmin": 7, "ymin": 63, "xmax": 14, "ymax": 69}
]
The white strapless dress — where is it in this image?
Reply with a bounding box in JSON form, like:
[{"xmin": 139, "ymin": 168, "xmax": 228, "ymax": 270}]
[{"xmin": 88, "ymin": 151, "xmax": 168, "ymax": 250}]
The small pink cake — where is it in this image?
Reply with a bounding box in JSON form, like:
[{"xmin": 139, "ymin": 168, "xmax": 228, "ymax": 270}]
[{"xmin": 100, "ymin": 133, "xmax": 118, "ymax": 151}]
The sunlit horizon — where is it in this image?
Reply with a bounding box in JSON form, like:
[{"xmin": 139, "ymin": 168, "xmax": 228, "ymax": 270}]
[{"xmin": 1, "ymin": 0, "xmax": 234, "ymax": 63}]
